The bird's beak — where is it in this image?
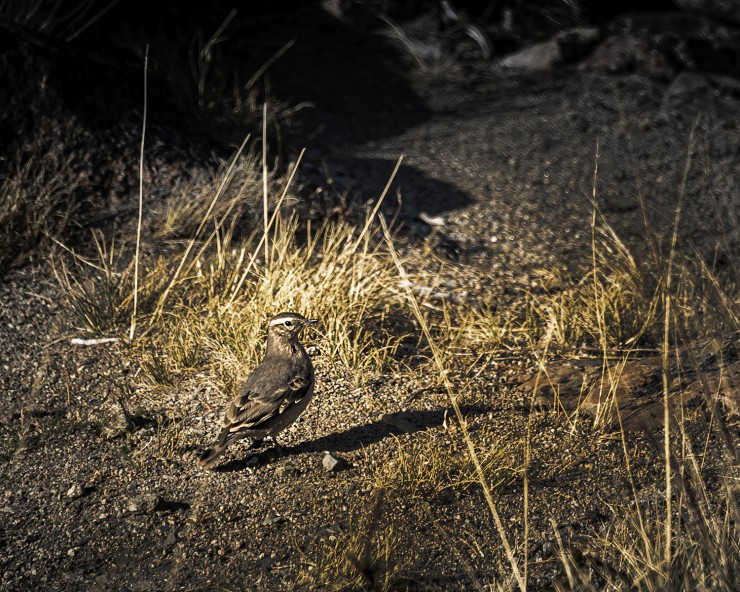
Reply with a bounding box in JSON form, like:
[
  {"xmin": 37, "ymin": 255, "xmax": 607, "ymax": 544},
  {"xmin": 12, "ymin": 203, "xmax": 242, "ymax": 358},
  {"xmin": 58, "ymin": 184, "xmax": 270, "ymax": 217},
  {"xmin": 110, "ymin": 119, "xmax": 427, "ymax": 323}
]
[{"xmin": 302, "ymin": 318, "xmax": 319, "ymax": 327}]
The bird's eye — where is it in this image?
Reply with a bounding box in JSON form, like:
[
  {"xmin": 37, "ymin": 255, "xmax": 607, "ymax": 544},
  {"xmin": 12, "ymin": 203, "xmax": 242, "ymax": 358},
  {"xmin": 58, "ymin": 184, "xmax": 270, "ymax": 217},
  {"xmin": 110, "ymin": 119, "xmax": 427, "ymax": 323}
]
[{"xmin": 284, "ymin": 320, "xmax": 293, "ymax": 328}]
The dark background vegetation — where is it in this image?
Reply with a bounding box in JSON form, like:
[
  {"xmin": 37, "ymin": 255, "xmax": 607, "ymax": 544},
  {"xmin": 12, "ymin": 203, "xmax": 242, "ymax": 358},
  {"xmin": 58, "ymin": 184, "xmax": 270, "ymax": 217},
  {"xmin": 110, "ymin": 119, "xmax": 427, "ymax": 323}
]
[{"xmin": 2, "ymin": 0, "xmax": 739, "ymax": 271}]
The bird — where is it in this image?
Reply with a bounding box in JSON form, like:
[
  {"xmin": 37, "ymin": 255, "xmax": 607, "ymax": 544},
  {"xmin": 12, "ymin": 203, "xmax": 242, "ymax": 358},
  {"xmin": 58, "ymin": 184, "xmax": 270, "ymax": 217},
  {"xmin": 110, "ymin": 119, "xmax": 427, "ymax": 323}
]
[{"xmin": 197, "ymin": 312, "xmax": 317, "ymax": 469}]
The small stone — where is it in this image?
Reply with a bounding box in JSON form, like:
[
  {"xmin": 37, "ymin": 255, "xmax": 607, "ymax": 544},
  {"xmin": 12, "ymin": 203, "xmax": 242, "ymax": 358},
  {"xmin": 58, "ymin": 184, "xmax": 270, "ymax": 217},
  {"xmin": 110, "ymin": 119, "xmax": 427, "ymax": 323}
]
[
  {"xmin": 67, "ymin": 548, "xmax": 76, "ymax": 557},
  {"xmin": 66, "ymin": 483, "xmax": 83, "ymax": 499},
  {"xmin": 165, "ymin": 531, "xmax": 177, "ymax": 546},
  {"xmin": 275, "ymin": 465, "xmax": 299, "ymax": 479},
  {"xmin": 126, "ymin": 493, "xmax": 160, "ymax": 514},
  {"xmin": 418, "ymin": 212, "xmax": 445, "ymax": 227},
  {"xmin": 322, "ymin": 452, "xmax": 345, "ymax": 473},
  {"xmin": 262, "ymin": 512, "xmax": 285, "ymax": 526}
]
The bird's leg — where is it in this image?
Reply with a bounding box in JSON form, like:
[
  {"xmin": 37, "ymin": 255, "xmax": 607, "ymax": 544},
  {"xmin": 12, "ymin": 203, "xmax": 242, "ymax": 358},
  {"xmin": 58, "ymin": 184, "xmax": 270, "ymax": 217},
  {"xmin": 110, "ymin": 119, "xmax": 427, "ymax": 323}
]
[{"xmin": 263, "ymin": 436, "xmax": 286, "ymax": 456}]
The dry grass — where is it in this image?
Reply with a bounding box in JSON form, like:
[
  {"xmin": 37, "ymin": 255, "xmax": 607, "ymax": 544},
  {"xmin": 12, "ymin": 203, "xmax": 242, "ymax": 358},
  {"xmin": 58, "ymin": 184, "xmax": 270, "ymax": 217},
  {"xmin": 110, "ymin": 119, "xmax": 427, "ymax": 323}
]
[
  {"xmin": 53, "ymin": 231, "xmax": 174, "ymax": 336},
  {"xmin": 53, "ymin": 232, "xmax": 135, "ymax": 334},
  {"xmin": 555, "ymin": 477, "xmax": 739, "ymax": 591},
  {"xmin": 129, "ymin": 212, "xmax": 410, "ymax": 400},
  {"xmin": 153, "ymin": 150, "xmax": 275, "ymax": 240},
  {"xmin": 374, "ymin": 428, "xmax": 517, "ymax": 500},
  {"xmin": 294, "ymin": 491, "xmax": 401, "ymax": 592},
  {"xmin": 0, "ymin": 154, "xmax": 78, "ymax": 272},
  {"xmin": 56, "ymin": 146, "xmax": 411, "ymax": 393}
]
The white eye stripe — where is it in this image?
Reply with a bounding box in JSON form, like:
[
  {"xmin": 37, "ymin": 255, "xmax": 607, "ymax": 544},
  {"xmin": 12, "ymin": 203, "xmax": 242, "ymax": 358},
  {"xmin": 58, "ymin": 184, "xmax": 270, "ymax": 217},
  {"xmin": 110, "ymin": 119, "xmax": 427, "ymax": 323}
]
[{"xmin": 269, "ymin": 317, "xmax": 297, "ymax": 327}]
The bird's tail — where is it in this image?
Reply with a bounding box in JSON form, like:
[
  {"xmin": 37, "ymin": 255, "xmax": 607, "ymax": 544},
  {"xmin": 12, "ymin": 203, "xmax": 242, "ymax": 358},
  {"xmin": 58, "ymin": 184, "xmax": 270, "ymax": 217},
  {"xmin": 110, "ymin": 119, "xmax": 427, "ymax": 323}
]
[
  {"xmin": 197, "ymin": 444, "xmax": 226, "ymax": 469},
  {"xmin": 197, "ymin": 425, "xmax": 231, "ymax": 469},
  {"xmin": 197, "ymin": 426, "xmax": 271, "ymax": 469}
]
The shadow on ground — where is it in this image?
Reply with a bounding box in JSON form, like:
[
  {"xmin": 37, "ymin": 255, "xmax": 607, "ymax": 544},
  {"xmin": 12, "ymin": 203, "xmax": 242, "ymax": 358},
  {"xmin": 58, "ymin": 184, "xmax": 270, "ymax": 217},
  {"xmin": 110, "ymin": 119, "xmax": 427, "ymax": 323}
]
[
  {"xmin": 214, "ymin": 404, "xmax": 488, "ymax": 472},
  {"xmin": 320, "ymin": 156, "xmax": 475, "ymax": 219}
]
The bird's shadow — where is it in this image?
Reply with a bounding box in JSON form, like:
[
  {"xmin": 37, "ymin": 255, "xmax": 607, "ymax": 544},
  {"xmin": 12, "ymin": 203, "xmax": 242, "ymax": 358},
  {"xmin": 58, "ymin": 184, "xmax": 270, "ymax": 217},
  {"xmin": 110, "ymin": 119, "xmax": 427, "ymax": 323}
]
[{"xmin": 214, "ymin": 404, "xmax": 487, "ymax": 472}]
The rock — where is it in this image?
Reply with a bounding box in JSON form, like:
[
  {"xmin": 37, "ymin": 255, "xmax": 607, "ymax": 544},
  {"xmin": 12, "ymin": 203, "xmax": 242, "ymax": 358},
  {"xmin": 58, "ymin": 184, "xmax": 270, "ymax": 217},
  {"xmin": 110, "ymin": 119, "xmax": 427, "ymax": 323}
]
[
  {"xmin": 499, "ymin": 27, "xmax": 600, "ymax": 70},
  {"xmin": 517, "ymin": 331, "xmax": 740, "ymax": 429},
  {"xmin": 165, "ymin": 531, "xmax": 177, "ymax": 547},
  {"xmin": 66, "ymin": 483, "xmax": 83, "ymax": 499},
  {"xmin": 661, "ymin": 72, "xmax": 740, "ymax": 123},
  {"xmin": 579, "ymin": 35, "xmax": 671, "ymax": 77},
  {"xmin": 500, "ymin": 38, "xmax": 560, "ymax": 70},
  {"xmin": 126, "ymin": 493, "xmax": 160, "ymax": 514},
  {"xmin": 322, "ymin": 452, "xmax": 345, "ymax": 473},
  {"xmin": 379, "ymin": 413, "xmax": 418, "ymax": 434},
  {"xmin": 675, "ymin": 0, "xmax": 740, "ymax": 25},
  {"xmin": 275, "ymin": 465, "xmax": 300, "ymax": 479},
  {"xmin": 262, "ymin": 512, "xmax": 285, "ymax": 526}
]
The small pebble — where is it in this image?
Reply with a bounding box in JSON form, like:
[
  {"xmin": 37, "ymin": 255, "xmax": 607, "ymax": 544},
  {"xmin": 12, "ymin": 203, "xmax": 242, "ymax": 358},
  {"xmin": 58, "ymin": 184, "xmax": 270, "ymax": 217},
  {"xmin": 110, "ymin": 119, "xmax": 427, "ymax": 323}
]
[
  {"xmin": 262, "ymin": 512, "xmax": 285, "ymax": 526},
  {"xmin": 322, "ymin": 452, "xmax": 344, "ymax": 473},
  {"xmin": 66, "ymin": 484, "xmax": 83, "ymax": 499}
]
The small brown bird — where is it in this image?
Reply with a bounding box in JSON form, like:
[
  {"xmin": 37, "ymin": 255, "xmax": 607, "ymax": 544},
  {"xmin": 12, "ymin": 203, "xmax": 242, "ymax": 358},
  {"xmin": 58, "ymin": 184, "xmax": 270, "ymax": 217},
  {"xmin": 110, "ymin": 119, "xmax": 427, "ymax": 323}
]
[{"xmin": 198, "ymin": 312, "xmax": 317, "ymax": 469}]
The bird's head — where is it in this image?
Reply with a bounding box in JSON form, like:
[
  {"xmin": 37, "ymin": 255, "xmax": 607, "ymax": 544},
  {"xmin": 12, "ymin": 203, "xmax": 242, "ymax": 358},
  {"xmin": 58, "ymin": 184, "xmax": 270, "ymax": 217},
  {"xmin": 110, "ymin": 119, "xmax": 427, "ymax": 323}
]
[{"xmin": 267, "ymin": 312, "xmax": 318, "ymax": 342}]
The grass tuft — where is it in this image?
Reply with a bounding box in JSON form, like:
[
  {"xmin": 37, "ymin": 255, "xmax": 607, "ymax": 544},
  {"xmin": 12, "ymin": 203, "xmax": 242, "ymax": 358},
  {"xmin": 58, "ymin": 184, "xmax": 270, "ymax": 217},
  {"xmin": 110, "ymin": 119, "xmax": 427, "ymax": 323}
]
[
  {"xmin": 54, "ymin": 232, "xmax": 134, "ymax": 334},
  {"xmin": 374, "ymin": 428, "xmax": 517, "ymax": 500},
  {"xmin": 295, "ymin": 491, "xmax": 400, "ymax": 592},
  {"xmin": 1, "ymin": 154, "xmax": 77, "ymax": 272},
  {"xmin": 555, "ymin": 480, "xmax": 740, "ymax": 591}
]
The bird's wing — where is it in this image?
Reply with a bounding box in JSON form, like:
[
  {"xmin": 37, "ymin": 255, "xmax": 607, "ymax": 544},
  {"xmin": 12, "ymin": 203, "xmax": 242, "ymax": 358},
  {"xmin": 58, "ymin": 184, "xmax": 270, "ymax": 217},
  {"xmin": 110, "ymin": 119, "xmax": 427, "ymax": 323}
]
[
  {"xmin": 225, "ymin": 394, "xmax": 277, "ymax": 428},
  {"xmin": 224, "ymin": 372, "xmax": 312, "ymax": 429}
]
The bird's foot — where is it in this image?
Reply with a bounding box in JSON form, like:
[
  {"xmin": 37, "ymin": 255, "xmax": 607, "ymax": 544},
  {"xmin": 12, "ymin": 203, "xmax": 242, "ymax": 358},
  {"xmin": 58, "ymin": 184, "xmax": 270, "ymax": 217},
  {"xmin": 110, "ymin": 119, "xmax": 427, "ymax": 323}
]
[
  {"xmin": 270, "ymin": 440, "xmax": 286, "ymax": 457},
  {"xmin": 258, "ymin": 436, "xmax": 285, "ymax": 457}
]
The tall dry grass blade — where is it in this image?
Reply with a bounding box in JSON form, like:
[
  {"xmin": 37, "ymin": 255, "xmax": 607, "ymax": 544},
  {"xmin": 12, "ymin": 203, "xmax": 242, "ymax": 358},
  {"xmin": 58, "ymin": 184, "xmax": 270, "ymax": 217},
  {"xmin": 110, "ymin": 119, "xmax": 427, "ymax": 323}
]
[
  {"xmin": 151, "ymin": 133, "xmax": 251, "ymax": 321},
  {"xmin": 130, "ymin": 44, "xmax": 148, "ymax": 342},
  {"xmin": 226, "ymin": 148, "xmax": 305, "ymax": 307},
  {"xmin": 197, "ymin": 8, "xmax": 237, "ymax": 109},
  {"xmin": 629, "ymin": 129, "xmax": 661, "ymax": 270},
  {"xmin": 661, "ymin": 291, "xmax": 673, "ymax": 565},
  {"xmin": 523, "ymin": 328, "xmax": 554, "ymax": 590},
  {"xmin": 660, "ymin": 121, "xmax": 696, "ymax": 564},
  {"xmin": 65, "ymin": 0, "xmax": 121, "ymax": 42},
  {"xmin": 246, "ymin": 39, "xmax": 295, "ymax": 90},
  {"xmin": 589, "ymin": 143, "xmax": 609, "ymax": 419},
  {"xmin": 262, "ymin": 101, "xmax": 269, "ymax": 265},
  {"xmin": 672, "ymin": 314, "xmax": 739, "ymax": 467},
  {"xmin": 354, "ymin": 156, "xmax": 404, "ymax": 252},
  {"xmin": 380, "ymin": 217, "xmax": 526, "ymax": 592}
]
